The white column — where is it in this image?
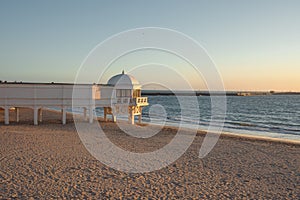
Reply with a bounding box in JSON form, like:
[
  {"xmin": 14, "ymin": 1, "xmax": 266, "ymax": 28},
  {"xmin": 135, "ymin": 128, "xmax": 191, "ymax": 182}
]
[
  {"xmin": 89, "ymin": 106, "xmax": 93, "ymax": 124},
  {"xmin": 62, "ymin": 108, "xmax": 67, "ymax": 125},
  {"xmin": 4, "ymin": 107, "xmax": 9, "ymax": 125},
  {"xmin": 128, "ymin": 107, "xmax": 131, "ymax": 123},
  {"xmin": 138, "ymin": 107, "xmax": 142, "ymax": 123},
  {"xmin": 129, "ymin": 107, "xmax": 134, "ymax": 125},
  {"xmin": 38, "ymin": 108, "xmax": 43, "ymax": 123},
  {"xmin": 112, "ymin": 114, "xmax": 116, "ymax": 123},
  {"xmin": 83, "ymin": 107, "xmax": 87, "ymax": 121},
  {"xmin": 33, "ymin": 107, "xmax": 38, "ymax": 125},
  {"xmin": 103, "ymin": 107, "xmax": 107, "ymax": 121},
  {"xmin": 131, "ymin": 114, "xmax": 134, "ymax": 125},
  {"xmin": 15, "ymin": 107, "xmax": 20, "ymax": 123}
]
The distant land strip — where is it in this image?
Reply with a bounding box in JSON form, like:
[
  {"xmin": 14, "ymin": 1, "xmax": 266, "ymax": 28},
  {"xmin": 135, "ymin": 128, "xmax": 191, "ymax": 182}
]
[
  {"xmin": 141, "ymin": 90, "xmax": 300, "ymax": 96},
  {"xmin": 1, "ymin": 81, "xmax": 299, "ymax": 96}
]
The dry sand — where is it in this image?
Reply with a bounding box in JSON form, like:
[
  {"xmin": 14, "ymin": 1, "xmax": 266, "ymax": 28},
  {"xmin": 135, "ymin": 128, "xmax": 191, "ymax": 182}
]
[{"xmin": 0, "ymin": 108, "xmax": 299, "ymax": 199}]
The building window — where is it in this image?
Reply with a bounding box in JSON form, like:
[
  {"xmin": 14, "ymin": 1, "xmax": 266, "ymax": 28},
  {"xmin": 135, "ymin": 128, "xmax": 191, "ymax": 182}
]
[
  {"xmin": 133, "ymin": 89, "xmax": 141, "ymax": 98},
  {"xmin": 116, "ymin": 89, "xmax": 131, "ymax": 97},
  {"xmin": 125, "ymin": 89, "xmax": 131, "ymax": 97},
  {"xmin": 116, "ymin": 90, "xmax": 122, "ymax": 97}
]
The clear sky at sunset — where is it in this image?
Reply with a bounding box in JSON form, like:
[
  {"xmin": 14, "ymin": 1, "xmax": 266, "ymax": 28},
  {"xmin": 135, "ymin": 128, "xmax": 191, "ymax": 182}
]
[{"xmin": 0, "ymin": 0, "xmax": 299, "ymax": 91}]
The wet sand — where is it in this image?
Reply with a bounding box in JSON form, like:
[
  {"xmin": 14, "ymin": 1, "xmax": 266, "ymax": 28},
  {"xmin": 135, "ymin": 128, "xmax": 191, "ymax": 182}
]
[{"xmin": 0, "ymin": 108, "xmax": 299, "ymax": 199}]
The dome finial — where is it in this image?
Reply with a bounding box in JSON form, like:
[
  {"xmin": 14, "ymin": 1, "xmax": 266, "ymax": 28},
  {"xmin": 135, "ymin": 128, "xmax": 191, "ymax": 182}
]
[{"xmin": 122, "ymin": 70, "xmax": 125, "ymax": 74}]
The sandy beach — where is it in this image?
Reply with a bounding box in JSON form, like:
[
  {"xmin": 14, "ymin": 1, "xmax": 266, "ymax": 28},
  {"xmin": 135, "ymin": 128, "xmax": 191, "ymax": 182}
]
[{"xmin": 0, "ymin": 108, "xmax": 299, "ymax": 199}]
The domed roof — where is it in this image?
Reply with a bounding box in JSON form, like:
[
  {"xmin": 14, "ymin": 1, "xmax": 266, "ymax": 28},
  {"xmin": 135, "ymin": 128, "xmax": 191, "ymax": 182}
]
[{"xmin": 107, "ymin": 71, "xmax": 140, "ymax": 89}]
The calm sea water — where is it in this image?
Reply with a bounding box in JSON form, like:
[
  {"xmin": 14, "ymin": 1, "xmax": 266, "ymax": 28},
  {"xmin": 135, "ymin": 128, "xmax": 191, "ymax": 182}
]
[
  {"xmin": 137, "ymin": 95, "xmax": 300, "ymax": 140},
  {"xmin": 67, "ymin": 95, "xmax": 300, "ymax": 140}
]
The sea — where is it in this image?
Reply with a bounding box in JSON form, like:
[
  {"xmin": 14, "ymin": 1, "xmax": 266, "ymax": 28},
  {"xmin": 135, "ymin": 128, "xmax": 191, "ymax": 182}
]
[{"xmin": 68, "ymin": 95, "xmax": 300, "ymax": 141}]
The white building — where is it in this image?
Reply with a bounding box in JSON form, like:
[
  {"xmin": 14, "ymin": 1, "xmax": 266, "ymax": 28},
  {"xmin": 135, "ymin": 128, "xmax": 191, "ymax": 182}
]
[{"xmin": 0, "ymin": 71, "xmax": 148, "ymax": 125}]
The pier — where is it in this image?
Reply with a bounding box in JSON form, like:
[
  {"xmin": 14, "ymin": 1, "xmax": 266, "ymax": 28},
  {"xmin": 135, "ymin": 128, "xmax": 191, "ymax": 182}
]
[{"xmin": 0, "ymin": 72, "xmax": 148, "ymax": 125}]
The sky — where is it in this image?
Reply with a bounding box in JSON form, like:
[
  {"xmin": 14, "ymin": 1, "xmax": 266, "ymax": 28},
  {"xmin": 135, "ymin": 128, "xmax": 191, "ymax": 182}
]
[{"xmin": 0, "ymin": 0, "xmax": 300, "ymax": 91}]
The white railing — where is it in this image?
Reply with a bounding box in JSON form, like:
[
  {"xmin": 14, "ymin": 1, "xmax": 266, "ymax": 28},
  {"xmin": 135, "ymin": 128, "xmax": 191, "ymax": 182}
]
[
  {"xmin": 135, "ymin": 97, "xmax": 148, "ymax": 105},
  {"xmin": 111, "ymin": 97, "xmax": 148, "ymax": 106}
]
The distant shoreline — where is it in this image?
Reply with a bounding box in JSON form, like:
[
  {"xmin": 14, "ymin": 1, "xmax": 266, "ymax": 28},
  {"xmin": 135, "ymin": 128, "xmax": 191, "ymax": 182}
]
[
  {"xmin": 142, "ymin": 90, "xmax": 300, "ymax": 96},
  {"xmin": 1, "ymin": 81, "xmax": 299, "ymax": 96}
]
